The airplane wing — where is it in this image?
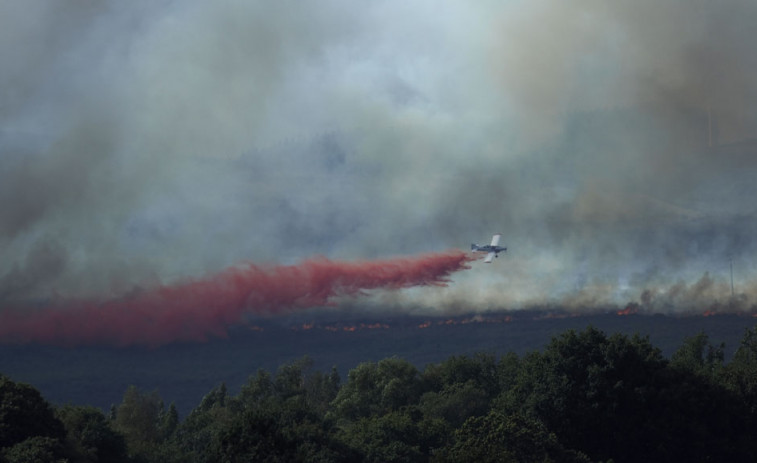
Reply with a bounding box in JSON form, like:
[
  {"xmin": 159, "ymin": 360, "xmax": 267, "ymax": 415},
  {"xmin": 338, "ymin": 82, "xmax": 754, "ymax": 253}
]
[
  {"xmin": 484, "ymin": 252, "xmax": 495, "ymax": 263},
  {"xmin": 490, "ymin": 234, "xmax": 502, "ymax": 247}
]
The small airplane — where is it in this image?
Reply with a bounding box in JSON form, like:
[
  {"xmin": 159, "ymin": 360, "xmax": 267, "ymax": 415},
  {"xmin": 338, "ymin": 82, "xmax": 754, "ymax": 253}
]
[{"xmin": 471, "ymin": 233, "xmax": 507, "ymax": 263}]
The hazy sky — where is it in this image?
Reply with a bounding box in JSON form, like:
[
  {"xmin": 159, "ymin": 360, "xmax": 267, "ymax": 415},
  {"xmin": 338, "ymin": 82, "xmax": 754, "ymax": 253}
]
[{"xmin": 2, "ymin": 0, "xmax": 757, "ymax": 315}]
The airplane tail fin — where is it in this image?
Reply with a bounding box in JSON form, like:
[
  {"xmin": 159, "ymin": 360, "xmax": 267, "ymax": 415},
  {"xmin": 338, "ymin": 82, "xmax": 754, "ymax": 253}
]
[{"xmin": 471, "ymin": 244, "xmax": 477, "ymax": 251}]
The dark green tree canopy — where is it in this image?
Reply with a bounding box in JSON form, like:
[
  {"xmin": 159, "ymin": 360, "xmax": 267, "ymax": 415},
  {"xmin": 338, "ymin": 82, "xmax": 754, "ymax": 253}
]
[
  {"xmin": 5, "ymin": 323, "xmax": 757, "ymax": 462},
  {"xmin": 0, "ymin": 375, "xmax": 65, "ymax": 449}
]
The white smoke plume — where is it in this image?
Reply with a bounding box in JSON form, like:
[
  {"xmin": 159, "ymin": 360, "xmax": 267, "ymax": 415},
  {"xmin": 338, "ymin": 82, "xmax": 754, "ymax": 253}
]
[{"xmin": 2, "ymin": 0, "xmax": 757, "ymax": 315}]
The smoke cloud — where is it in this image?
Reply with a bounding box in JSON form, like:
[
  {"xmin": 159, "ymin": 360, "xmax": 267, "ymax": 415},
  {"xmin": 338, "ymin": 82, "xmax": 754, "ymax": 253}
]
[
  {"xmin": 0, "ymin": 251, "xmax": 473, "ymax": 346},
  {"xmin": 2, "ymin": 0, "xmax": 757, "ymax": 329}
]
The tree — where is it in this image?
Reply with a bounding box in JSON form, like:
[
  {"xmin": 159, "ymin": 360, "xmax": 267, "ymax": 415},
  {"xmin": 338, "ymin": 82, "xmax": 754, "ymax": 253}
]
[
  {"xmin": 304, "ymin": 366, "xmax": 341, "ymax": 416},
  {"xmin": 211, "ymin": 393, "xmax": 356, "ymax": 462},
  {"xmin": 434, "ymin": 411, "xmax": 590, "ymax": 463},
  {"xmin": 496, "ymin": 351, "xmax": 521, "ymax": 395},
  {"xmin": 501, "ymin": 327, "xmax": 668, "ymax": 462},
  {"xmin": 671, "ymin": 331, "xmax": 724, "ymax": 377},
  {"xmin": 420, "ymin": 353, "xmax": 502, "ymax": 429},
  {"xmin": 177, "ymin": 359, "xmax": 346, "ymax": 463},
  {"xmin": 723, "ymin": 325, "xmax": 757, "ymax": 414},
  {"xmin": 501, "ymin": 326, "xmax": 755, "ymax": 462},
  {"xmin": 211, "ymin": 408, "xmax": 290, "ymax": 463},
  {"xmin": 193, "ymin": 383, "xmax": 227, "ymax": 414},
  {"xmin": 420, "ymin": 381, "xmax": 490, "ymax": 428},
  {"xmin": 1, "ymin": 436, "xmax": 65, "ymax": 463},
  {"xmin": 234, "ymin": 369, "xmax": 275, "ymax": 412},
  {"xmin": 160, "ymin": 403, "xmax": 179, "ymax": 440},
  {"xmin": 337, "ymin": 408, "xmax": 426, "ymax": 463},
  {"xmin": 647, "ymin": 365, "xmax": 751, "ymax": 462},
  {"xmin": 0, "ymin": 375, "xmax": 65, "ymax": 450},
  {"xmin": 331, "ymin": 358, "xmax": 422, "ymax": 421},
  {"xmin": 275, "ymin": 357, "xmax": 311, "ymax": 400},
  {"xmin": 56, "ymin": 405, "xmax": 128, "ymax": 463},
  {"xmin": 113, "ymin": 386, "xmax": 165, "ymax": 460},
  {"xmin": 423, "ymin": 353, "xmax": 500, "ymax": 397},
  {"xmin": 174, "ymin": 383, "xmax": 233, "ymax": 462}
]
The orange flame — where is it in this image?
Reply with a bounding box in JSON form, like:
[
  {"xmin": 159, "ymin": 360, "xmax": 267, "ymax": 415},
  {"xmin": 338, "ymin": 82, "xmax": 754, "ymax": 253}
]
[{"xmin": 617, "ymin": 305, "xmax": 638, "ymax": 316}]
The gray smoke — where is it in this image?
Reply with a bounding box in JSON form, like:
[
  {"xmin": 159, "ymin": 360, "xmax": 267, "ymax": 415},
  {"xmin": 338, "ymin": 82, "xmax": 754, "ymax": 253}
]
[{"xmin": 2, "ymin": 0, "xmax": 757, "ymax": 314}]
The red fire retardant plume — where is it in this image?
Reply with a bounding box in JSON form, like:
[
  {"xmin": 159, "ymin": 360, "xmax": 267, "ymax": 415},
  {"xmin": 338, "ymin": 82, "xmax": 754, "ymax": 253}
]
[{"xmin": 0, "ymin": 250, "xmax": 475, "ymax": 346}]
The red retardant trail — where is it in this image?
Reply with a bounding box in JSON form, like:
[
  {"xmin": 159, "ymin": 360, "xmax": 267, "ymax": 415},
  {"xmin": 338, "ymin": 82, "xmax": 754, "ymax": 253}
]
[{"xmin": 0, "ymin": 250, "xmax": 475, "ymax": 347}]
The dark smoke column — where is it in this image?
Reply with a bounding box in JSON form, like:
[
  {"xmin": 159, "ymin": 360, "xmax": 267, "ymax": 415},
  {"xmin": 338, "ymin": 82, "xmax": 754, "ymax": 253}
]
[{"xmin": 0, "ymin": 250, "xmax": 474, "ymax": 346}]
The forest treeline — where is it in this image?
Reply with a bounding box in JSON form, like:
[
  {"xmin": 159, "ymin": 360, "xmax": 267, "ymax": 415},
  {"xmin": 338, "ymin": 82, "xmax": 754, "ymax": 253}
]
[{"xmin": 3, "ymin": 325, "xmax": 757, "ymax": 463}]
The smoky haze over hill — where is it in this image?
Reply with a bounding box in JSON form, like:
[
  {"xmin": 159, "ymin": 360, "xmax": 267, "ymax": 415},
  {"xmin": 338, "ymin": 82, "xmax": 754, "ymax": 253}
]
[
  {"xmin": 2, "ymin": 1, "xmax": 757, "ymax": 332},
  {"xmin": 2, "ymin": 311, "xmax": 755, "ymax": 414}
]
